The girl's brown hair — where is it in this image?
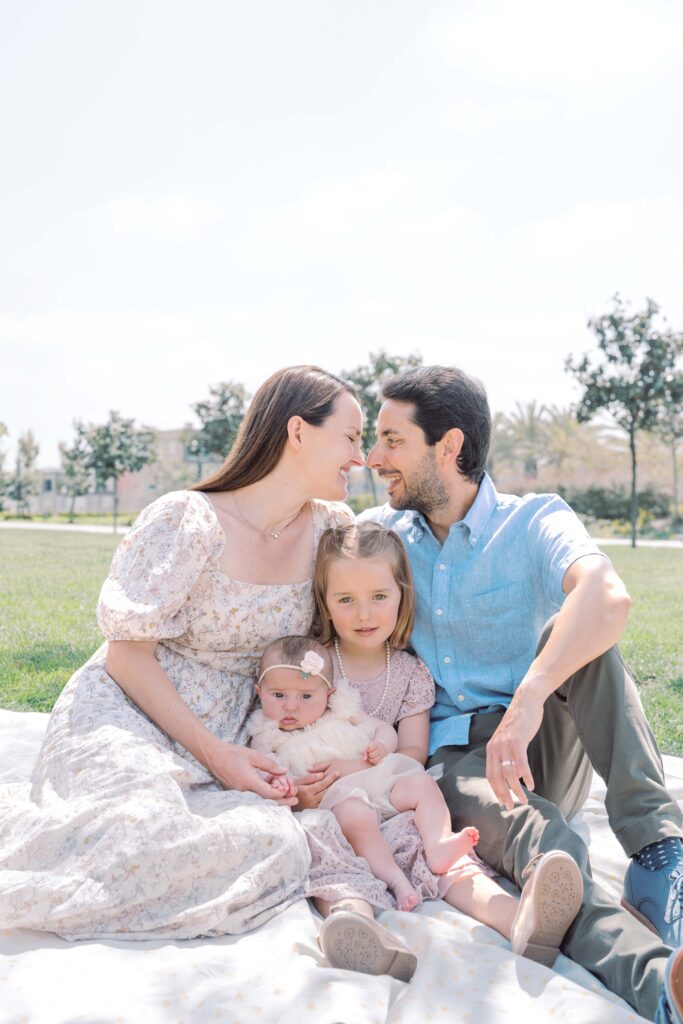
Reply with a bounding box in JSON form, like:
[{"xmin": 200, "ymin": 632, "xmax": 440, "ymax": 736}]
[
  {"xmin": 313, "ymin": 522, "xmax": 415, "ymax": 649},
  {"xmin": 189, "ymin": 365, "xmax": 357, "ymax": 493}
]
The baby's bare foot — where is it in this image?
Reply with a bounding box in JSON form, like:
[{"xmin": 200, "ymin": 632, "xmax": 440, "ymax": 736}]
[
  {"xmin": 392, "ymin": 874, "xmax": 420, "ymax": 912},
  {"xmin": 425, "ymin": 826, "xmax": 479, "ymax": 874}
]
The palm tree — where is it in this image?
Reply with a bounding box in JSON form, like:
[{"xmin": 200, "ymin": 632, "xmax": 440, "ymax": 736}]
[{"xmin": 503, "ymin": 401, "xmax": 549, "ymax": 480}]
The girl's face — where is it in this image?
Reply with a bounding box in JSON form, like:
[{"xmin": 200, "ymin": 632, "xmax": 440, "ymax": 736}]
[
  {"xmin": 325, "ymin": 556, "xmax": 402, "ymax": 653},
  {"xmin": 258, "ymin": 670, "xmax": 330, "ymax": 731},
  {"xmin": 296, "ymin": 391, "xmax": 364, "ymax": 501}
]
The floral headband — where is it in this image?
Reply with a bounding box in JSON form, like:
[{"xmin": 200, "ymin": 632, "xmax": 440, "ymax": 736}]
[{"xmin": 257, "ymin": 650, "xmax": 332, "ymax": 689}]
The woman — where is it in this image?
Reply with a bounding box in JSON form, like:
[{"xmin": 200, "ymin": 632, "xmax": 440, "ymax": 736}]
[{"xmin": 0, "ymin": 366, "xmax": 437, "ymax": 966}]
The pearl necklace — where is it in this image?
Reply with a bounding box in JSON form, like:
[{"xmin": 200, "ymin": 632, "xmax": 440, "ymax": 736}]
[{"xmin": 333, "ymin": 637, "xmax": 392, "ymax": 717}]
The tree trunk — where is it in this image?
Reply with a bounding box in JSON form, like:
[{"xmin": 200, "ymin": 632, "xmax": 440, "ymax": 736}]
[
  {"xmin": 672, "ymin": 440, "xmax": 680, "ymax": 530},
  {"xmin": 112, "ymin": 478, "xmax": 119, "ymax": 534},
  {"xmin": 68, "ymin": 492, "xmax": 76, "ymax": 524},
  {"xmin": 629, "ymin": 426, "xmax": 637, "ymax": 549}
]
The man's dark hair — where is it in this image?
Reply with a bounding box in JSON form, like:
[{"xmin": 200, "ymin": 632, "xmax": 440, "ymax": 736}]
[{"xmin": 381, "ymin": 366, "xmax": 491, "ymax": 483}]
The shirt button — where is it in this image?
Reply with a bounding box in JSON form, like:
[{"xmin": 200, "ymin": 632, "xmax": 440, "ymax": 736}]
[
  {"xmin": 436, "ymin": 608, "xmax": 443, "ymax": 616},
  {"xmin": 443, "ymin": 656, "xmax": 451, "ymax": 664},
  {"xmin": 439, "ymin": 563, "xmax": 447, "ymax": 571},
  {"xmin": 457, "ymin": 694, "xmax": 465, "ymax": 702}
]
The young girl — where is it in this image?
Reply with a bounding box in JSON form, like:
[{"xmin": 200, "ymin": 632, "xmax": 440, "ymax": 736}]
[{"xmin": 306, "ymin": 520, "xmax": 584, "ymax": 967}]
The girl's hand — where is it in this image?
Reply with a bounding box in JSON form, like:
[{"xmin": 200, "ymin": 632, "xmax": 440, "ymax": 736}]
[
  {"xmin": 291, "ymin": 766, "xmax": 341, "ymax": 809},
  {"xmin": 364, "ymin": 741, "xmax": 387, "ymax": 765},
  {"xmin": 204, "ymin": 741, "xmax": 298, "ymax": 806}
]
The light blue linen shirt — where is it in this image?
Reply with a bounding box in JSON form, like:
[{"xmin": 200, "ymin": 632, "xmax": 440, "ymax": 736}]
[{"xmin": 360, "ymin": 473, "xmax": 601, "ymax": 755}]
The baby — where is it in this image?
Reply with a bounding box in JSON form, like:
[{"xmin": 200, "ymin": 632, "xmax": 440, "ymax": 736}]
[{"xmin": 246, "ymin": 635, "xmax": 478, "ymax": 910}]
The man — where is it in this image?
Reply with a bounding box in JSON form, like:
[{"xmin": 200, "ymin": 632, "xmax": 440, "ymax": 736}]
[{"xmin": 361, "ymin": 364, "xmax": 683, "ymax": 1023}]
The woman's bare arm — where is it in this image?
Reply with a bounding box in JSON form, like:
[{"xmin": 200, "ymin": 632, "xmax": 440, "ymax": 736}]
[{"xmin": 106, "ymin": 640, "xmax": 296, "ymax": 803}]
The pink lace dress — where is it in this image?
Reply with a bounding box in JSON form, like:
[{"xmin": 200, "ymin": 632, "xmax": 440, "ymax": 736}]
[
  {"xmin": 0, "ymin": 490, "xmax": 444, "ymax": 939},
  {"xmin": 327, "ymin": 651, "xmax": 495, "ymax": 895}
]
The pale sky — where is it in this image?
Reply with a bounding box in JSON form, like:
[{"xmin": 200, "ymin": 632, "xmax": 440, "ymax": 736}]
[{"xmin": 2, "ymin": 0, "xmax": 682, "ymax": 468}]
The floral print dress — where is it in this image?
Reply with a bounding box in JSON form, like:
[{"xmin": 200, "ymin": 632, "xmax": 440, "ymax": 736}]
[{"xmin": 0, "ymin": 490, "xmax": 445, "ymax": 940}]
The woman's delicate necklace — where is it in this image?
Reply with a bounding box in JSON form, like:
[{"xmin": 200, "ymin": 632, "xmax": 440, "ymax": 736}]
[
  {"xmin": 333, "ymin": 637, "xmax": 392, "ymax": 717},
  {"xmin": 232, "ymin": 496, "xmax": 301, "ymax": 540}
]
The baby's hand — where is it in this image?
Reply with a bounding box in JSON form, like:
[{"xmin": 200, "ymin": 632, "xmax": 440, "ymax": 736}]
[
  {"xmin": 270, "ymin": 775, "xmax": 297, "ymax": 797},
  {"xmin": 364, "ymin": 741, "xmax": 387, "ymax": 766}
]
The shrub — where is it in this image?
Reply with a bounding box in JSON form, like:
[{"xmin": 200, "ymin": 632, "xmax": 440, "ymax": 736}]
[{"xmin": 558, "ymin": 484, "xmax": 670, "ymax": 521}]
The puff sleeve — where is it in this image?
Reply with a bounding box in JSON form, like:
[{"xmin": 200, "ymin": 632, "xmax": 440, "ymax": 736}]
[
  {"xmin": 97, "ymin": 491, "xmax": 223, "ymax": 641},
  {"xmin": 396, "ymin": 655, "xmax": 436, "ymax": 721}
]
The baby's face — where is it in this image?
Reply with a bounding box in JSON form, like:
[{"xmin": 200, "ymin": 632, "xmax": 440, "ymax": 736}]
[{"xmin": 258, "ymin": 669, "xmax": 330, "ymax": 731}]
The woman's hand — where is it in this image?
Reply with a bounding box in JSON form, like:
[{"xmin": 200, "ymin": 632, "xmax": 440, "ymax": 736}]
[
  {"xmin": 364, "ymin": 741, "xmax": 387, "ymax": 765},
  {"xmin": 291, "ymin": 764, "xmax": 341, "ymax": 809},
  {"xmin": 204, "ymin": 741, "xmax": 298, "ymax": 806}
]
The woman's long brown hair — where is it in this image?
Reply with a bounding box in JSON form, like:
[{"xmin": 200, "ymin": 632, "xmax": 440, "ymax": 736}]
[{"xmin": 189, "ymin": 365, "xmax": 357, "ymax": 494}]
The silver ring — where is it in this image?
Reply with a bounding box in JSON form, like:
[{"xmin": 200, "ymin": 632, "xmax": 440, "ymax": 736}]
[{"xmin": 501, "ymin": 759, "xmax": 516, "ymax": 767}]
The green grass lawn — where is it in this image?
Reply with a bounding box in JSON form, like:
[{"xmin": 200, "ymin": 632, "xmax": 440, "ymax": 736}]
[
  {"xmin": 0, "ymin": 530, "xmax": 681, "ymax": 754},
  {"xmin": 605, "ymin": 546, "xmax": 683, "ymax": 757},
  {"xmin": 0, "ymin": 530, "xmax": 121, "ymax": 711}
]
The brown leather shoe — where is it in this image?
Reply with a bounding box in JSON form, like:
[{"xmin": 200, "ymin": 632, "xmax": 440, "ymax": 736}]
[
  {"xmin": 510, "ymin": 850, "xmax": 584, "ymax": 967},
  {"xmin": 319, "ymin": 907, "xmax": 417, "ymax": 982}
]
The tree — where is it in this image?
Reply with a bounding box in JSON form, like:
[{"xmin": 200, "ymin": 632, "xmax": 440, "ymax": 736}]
[
  {"xmin": 487, "ymin": 411, "xmax": 516, "ymax": 477},
  {"xmin": 502, "ymin": 400, "xmax": 549, "ymax": 480},
  {"xmin": 544, "ymin": 405, "xmax": 582, "ymax": 474},
  {"xmin": 8, "ymin": 430, "xmax": 40, "ymax": 516},
  {"xmin": 566, "ymin": 295, "xmax": 682, "ymax": 547},
  {"xmin": 0, "ymin": 422, "xmax": 8, "ymax": 510},
  {"xmin": 59, "ymin": 423, "xmax": 92, "ymax": 523},
  {"xmin": 342, "ymin": 350, "xmax": 423, "ymax": 501},
  {"xmin": 84, "ymin": 412, "xmax": 156, "ymax": 531},
  {"xmin": 654, "ymin": 372, "xmax": 683, "ymax": 529},
  {"xmin": 188, "ymin": 382, "xmax": 250, "ymax": 480}
]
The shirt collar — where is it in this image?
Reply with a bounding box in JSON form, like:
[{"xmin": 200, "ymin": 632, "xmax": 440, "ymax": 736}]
[
  {"xmin": 461, "ymin": 472, "xmax": 497, "ymax": 546},
  {"xmin": 409, "ymin": 471, "xmax": 498, "ymax": 547}
]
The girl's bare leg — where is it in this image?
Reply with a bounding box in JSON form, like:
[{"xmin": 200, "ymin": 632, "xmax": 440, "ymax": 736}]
[
  {"xmin": 442, "ymin": 866, "xmax": 518, "ymax": 938},
  {"xmin": 390, "ymin": 774, "xmax": 479, "ymax": 874},
  {"xmin": 334, "ymin": 797, "xmax": 420, "ymax": 911}
]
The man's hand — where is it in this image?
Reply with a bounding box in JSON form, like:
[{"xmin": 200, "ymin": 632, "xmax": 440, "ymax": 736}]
[
  {"xmin": 485, "ymin": 684, "xmax": 545, "ymax": 810},
  {"xmin": 486, "ymin": 557, "xmax": 631, "ymax": 811},
  {"xmin": 364, "ymin": 740, "xmax": 388, "ymax": 765}
]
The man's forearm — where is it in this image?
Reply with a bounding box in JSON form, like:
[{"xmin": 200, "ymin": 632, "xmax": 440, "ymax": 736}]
[{"xmin": 517, "ymin": 564, "xmax": 631, "ymax": 705}]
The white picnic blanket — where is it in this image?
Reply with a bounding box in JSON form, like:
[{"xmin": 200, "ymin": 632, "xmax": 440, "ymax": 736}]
[{"xmin": 2, "ymin": 710, "xmax": 681, "ymax": 1024}]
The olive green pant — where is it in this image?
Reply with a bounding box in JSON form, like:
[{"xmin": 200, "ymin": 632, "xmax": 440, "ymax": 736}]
[{"xmin": 428, "ymin": 620, "xmax": 682, "ymax": 1021}]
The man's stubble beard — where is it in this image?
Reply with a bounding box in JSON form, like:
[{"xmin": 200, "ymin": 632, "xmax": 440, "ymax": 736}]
[{"xmin": 387, "ymin": 449, "xmax": 449, "ymax": 518}]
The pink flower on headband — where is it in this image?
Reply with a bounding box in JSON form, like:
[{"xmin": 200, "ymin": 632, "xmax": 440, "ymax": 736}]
[{"xmin": 300, "ymin": 651, "xmax": 325, "ymax": 678}]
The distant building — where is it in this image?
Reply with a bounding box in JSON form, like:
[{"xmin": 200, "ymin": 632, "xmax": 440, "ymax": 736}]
[
  {"xmin": 28, "ymin": 427, "xmax": 379, "ymax": 517},
  {"xmin": 31, "ymin": 427, "xmax": 217, "ymax": 517}
]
